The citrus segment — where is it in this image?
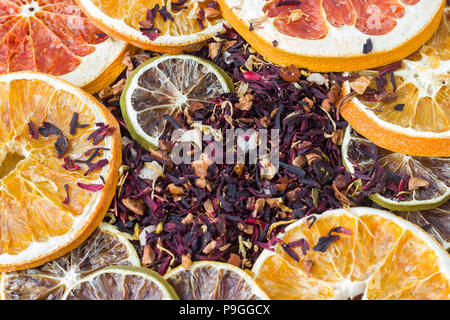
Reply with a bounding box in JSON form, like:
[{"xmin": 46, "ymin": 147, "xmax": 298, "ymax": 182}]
[
  {"xmin": 342, "ymin": 126, "xmax": 450, "ymax": 211},
  {"xmin": 63, "ymin": 266, "xmax": 178, "ymax": 300},
  {"xmin": 218, "ymin": 0, "xmax": 444, "ymax": 71},
  {"xmin": 121, "ymin": 55, "xmax": 232, "ymax": 149},
  {"xmin": 0, "ymin": 72, "xmax": 121, "ymax": 272},
  {"xmin": 75, "ymin": 0, "xmax": 227, "ymax": 52},
  {"xmin": 252, "ymin": 207, "xmax": 450, "ymax": 300},
  {"xmin": 0, "ymin": 223, "xmax": 140, "ymax": 300},
  {"xmin": 395, "ymin": 202, "xmax": 450, "ymax": 250},
  {"xmin": 341, "ymin": 8, "xmax": 450, "ymax": 156},
  {"xmin": 165, "ymin": 261, "xmax": 268, "ymax": 300},
  {"xmin": 0, "ymin": 0, "xmax": 130, "ymax": 93}
]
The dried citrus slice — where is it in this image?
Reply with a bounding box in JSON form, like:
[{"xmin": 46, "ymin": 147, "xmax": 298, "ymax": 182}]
[
  {"xmin": 120, "ymin": 54, "xmax": 232, "ymax": 149},
  {"xmin": 0, "ymin": 72, "xmax": 121, "ymax": 272},
  {"xmin": 342, "ymin": 126, "xmax": 450, "ymax": 211},
  {"xmin": 74, "ymin": 0, "xmax": 226, "ymax": 53},
  {"xmin": 0, "ymin": 223, "xmax": 140, "ymax": 300},
  {"xmin": 252, "ymin": 207, "xmax": 450, "ymax": 300},
  {"xmin": 395, "ymin": 202, "xmax": 450, "ymax": 250},
  {"xmin": 0, "ymin": 0, "xmax": 131, "ymax": 94},
  {"xmin": 164, "ymin": 261, "xmax": 269, "ymax": 300},
  {"xmin": 217, "ymin": 0, "xmax": 445, "ymax": 72},
  {"xmin": 340, "ymin": 7, "xmax": 449, "ymax": 156},
  {"xmin": 63, "ymin": 266, "xmax": 178, "ymax": 300}
]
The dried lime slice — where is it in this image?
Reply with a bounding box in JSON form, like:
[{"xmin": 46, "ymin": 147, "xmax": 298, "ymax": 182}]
[
  {"xmin": 62, "ymin": 266, "xmax": 178, "ymax": 300},
  {"xmin": 0, "ymin": 223, "xmax": 140, "ymax": 300},
  {"xmin": 164, "ymin": 261, "xmax": 269, "ymax": 300},
  {"xmin": 120, "ymin": 54, "xmax": 233, "ymax": 149},
  {"xmin": 341, "ymin": 125, "xmax": 450, "ymax": 211}
]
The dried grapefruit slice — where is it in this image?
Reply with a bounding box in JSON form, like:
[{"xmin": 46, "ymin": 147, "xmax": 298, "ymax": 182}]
[
  {"xmin": 218, "ymin": 0, "xmax": 445, "ymax": 71},
  {"xmin": 165, "ymin": 261, "xmax": 269, "ymax": 300},
  {"xmin": 340, "ymin": 7, "xmax": 449, "ymax": 156},
  {"xmin": 0, "ymin": 0, "xmax": 131, "ymax": 93},
  {"xmin": 252, "ymin": 207, "xmax": 450, "ymax": 300},
  {"xmin": 0, "ymin": 72, "xmax": 121, "ymax": 272},
  {"xmin": 0, "ymin": 223, "xmax": 140, "ymax": 300},
  {"xmin": 74, "ymin": 0, "xmax": 227, "ymax": 53}
]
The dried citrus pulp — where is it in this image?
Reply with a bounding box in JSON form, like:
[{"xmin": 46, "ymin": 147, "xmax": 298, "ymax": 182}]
[
  {"xmin": 342, "ymin": 126, "xmax": 450, "ymax": 211},
  {"xmin": 0, "ymin": 0, "xmax": 131, "ymax": 94},
  {"xmin": 395, "ymin": 202, "xmax": 449, "ymax": 250},
  {"xmin": 74, "ymin": 0, "xmax": 226, "ymax": 53},
  {"xmin": 341, "ymin": 7, "xmax": 449, "ymax": 157},
  {"xmin": 165, "ymin": 261, "xmax": 269, "ymax": 300},
  {"xmin": 62, "ymin": 265, "xmax": 178, "ymax": 300},
  {"xmin": 217, "ymin": 0, "xmax": 444, "ymax": 72},
  {"xmin": 120, "ymin": 54, "xmax": 232, "ymax": 149},
  {"xmin": 0, "ymin": 223, "xmax": 140, "ymax": 300},
  {"xmin": 252, "ymin": 207, "xmax": 450, "ymax": 300},
  {"xmin": 0, "ymin": 72, "xmax": 121, "ymax": 272}
]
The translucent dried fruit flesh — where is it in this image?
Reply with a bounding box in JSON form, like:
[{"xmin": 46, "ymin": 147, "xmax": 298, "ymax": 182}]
[
  {"xmin": 1, "ymin": 223, "xmax": 140, "ymax": 300},
  {"xmin": 121, "ymin": 55, "xmax": 231, "ymax": 149},
  {"xmin": 0, "ymin": 73, "xmax": 120, "ymax": 271},
  {"xmin": 263, "ymin": 0, "xmax": 422, "ymax": 39},
  {"xmin": 165, "ymin": 262, "xmax": 268, "ymax": 300},
  {"xmin": 0, "ymin": 0, "xmax": 108, "ymax": 75},
  {"xmin": 63, "ymin": 266, "xmax": 177, "ymax": 300},
  {"xmin": 343, "ymin": 127, "xmax": 450, "ymax": 209},
  {"xmin": 252, "ymin": 208, "xmax": 450, "ymax": 300}
]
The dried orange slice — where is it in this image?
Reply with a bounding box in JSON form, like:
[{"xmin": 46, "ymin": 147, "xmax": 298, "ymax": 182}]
[
  {"xmin": 218, "ymin": 0, "xmax": 444, "ymax": 72},
  {"xmin": 0, "ymin": 72, "xmax": 121, "ymax": 272},
  {"xmin": 252, "ymin": 207, "xmax": 450, "ymax": 300},
  {"xmin": 340, "ymin": 7, "xmax": 449, "ymax": 156},
  {"xmin": 0, "ymin": 0, "xmax": 131, "ymax": 93},
  {"xmin": 165, "ymin": 261, "xmax": 269, "ymax": 300},
  {"xmin": 74, "ymin": 0, "xmax": 226, "ymax": 53},
  {"xmin": 395, "ymin": 202, "xmax": 449, "ymax": 250},
  {"xmin": 0, "ymin": 223, "xmax": 140, "ymax": 300}
]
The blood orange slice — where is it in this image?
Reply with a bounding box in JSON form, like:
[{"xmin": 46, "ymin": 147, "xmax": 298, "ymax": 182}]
[
  {"xmin": 217, "ymin": 0, "xmax": 445, "ymax": 71},
  {"xmin": 0, "ymin": 0, "xmax": 131, "ymax": 93}
]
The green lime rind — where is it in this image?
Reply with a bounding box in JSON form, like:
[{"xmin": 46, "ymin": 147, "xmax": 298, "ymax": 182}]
[
  {"xmin": 368, "ymin": 193, "xmax": 450, "ymax": 212},
  {"xmin": 341, "ymin": 125, "xmax": 450, "ymax": 212},
  {"xmin": 120, "ymin": 54, "xmax": 233, "ymax": 150},
  {"xmin": 62, "ymin": 265, "xmax": 179, "ymax": 300}
]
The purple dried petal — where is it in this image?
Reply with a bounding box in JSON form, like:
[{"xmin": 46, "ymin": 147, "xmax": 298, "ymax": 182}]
[
  {"xmin": 84, "ymin": 159, "xmax": 109, "ymax": 176},
  {"xmin": 62, "ymin": 184, "xmax": 70, "ymax": 204},
  {"xmin": 281, "ymin": 243, "xmax": 299, "ymax": 262},
  {"xmin": 77, "ymin": 182, "xmax": 104, "ymax": 192},
  {"xmin": 28, "ymin": 121, "xmax": 39, "ymax": 139}
]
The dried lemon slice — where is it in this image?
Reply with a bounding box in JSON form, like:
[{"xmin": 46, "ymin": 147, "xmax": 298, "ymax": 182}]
[
  {"xmin": 120, "ymin": 54, "xmax": 232, "ymax": 149},
  {"xmin": 165, "ymin": 261, "xmax": 269, "ymax": 300},
  {"xmin": 63, "ymin": 266, "xmax": 178, "ymax": 300},
  {"xmin": 0, "ymin": 223, "xmax": 140, "ymax": 300}
]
